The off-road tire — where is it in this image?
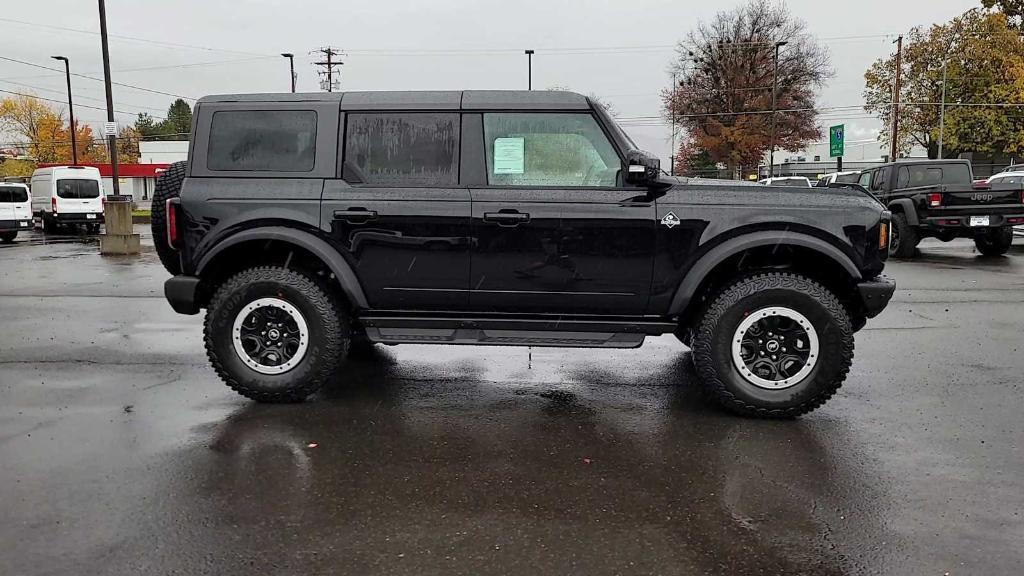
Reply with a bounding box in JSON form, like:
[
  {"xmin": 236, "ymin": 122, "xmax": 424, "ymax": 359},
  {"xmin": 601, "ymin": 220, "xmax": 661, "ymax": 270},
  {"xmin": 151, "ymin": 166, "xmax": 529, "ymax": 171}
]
[
  {"xmin": 974, "ymin": 227, "xmax": 1013, "ymax": 256},
  {"xmin": 151, "ymin": 161, "xmax": 187, "ymax": 275},
  {"xmin": 0, "ymin": 231, "xmax": 16, "ymax": 243},
  {"xmin": 889, "ymin": 212, "xmax": 919, "ymax": 259},
  {"xmin": 204, "ymin": 266, "xmax": 349, "ymax": 402},
  {"xmin": 691, "ymin": 272, "xmax": 855, "ymax": 418}
]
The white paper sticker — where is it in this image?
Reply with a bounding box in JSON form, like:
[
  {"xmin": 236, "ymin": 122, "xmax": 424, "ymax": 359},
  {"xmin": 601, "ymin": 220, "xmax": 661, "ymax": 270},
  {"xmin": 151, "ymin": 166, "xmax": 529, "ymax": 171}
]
[{"xmin": 493, "ymin": 137, "xmax": 525, "ymax": 174}]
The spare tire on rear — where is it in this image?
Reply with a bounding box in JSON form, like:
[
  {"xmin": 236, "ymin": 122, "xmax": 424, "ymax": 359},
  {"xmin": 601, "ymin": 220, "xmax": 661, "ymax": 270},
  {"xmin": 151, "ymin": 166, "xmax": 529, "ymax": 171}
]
[{"xmin": 151, "ymin": 161, "xmax": 187, "ymax": 275}]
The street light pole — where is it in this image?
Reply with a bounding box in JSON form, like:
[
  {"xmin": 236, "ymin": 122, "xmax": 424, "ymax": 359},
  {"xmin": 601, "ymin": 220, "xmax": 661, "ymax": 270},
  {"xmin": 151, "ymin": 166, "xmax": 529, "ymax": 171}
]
[
  {"xmin": 97, "ymin": 0, "xmax": 119, "ymax": 196},
  {"xmin": 525, "ymin": 50, "xmax": 534, "ymax": 90},
  {"xmin": 670, "ymin": 73, "xmax": 677, "ymax": 176},
  {"xmin": 768, "ymin": 41, "xmax": 788, "ymax": 178},
  {"xmin": 281, "ymin": 53, "xmax": 296, "ymax": 93},
  {"xmin": 51, "ymin": 56, "xmax": 77, "ymax": 165},
  {"xmin": 938, "ymin": 60, "xmax": 948, "ymax": 159}
]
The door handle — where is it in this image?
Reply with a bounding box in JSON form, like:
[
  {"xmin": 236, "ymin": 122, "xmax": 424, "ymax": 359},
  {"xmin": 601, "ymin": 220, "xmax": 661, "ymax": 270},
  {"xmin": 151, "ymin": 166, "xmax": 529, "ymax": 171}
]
[
  {"xmin": 483, "ymin": 211, "xmax": 530, "ymax": 226},
  {"xmin": 333, "ymin": 208, "xmax": 378, "ymax": 223}
]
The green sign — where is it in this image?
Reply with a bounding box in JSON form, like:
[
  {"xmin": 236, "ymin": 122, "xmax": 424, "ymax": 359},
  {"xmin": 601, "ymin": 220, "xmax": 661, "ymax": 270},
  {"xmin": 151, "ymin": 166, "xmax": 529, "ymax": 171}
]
[{"xmin": 829, "ymin": 124, "xmax": 845, "ymax": 158}]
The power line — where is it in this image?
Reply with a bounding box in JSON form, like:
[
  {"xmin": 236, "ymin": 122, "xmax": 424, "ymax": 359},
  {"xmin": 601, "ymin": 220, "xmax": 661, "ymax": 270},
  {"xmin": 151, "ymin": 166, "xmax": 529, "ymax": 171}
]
[
  {"xmin": 0, "ymin": 88, "xmax": 160, "ymax": 120},
  {"xmin": 0, "ymin": 55, "xmax": 196, "ymax": 101},
  {"xmin": 0, "ymin": 79, "xmax": 168, "ymax": 114},
  {"xmin": 0, "ymin": 17, "xmax": 271, "ymax": 57}
]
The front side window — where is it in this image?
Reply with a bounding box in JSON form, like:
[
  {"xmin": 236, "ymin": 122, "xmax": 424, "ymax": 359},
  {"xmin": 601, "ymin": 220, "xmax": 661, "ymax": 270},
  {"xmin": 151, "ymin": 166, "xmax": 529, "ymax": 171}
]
[
  {"xmin": 483, "ymin": 113, "xmax": 620, "ymax": 187},
  {"xmin": 344, "ymin": 113, "xmax": 459, "ymax": 186},
  {"xmin": 207, "ymin": 110, "xmax": 317, "ymax": 172},
  {"xmin": 858, "ymin": 171, "xmax": 873, "ymax": 187},
  {"xmin": 0, "ymin": 186, "xmax": 29, "ymax": 203},
  {"xmin": 56, "ymin": 179, "xmax": 100, "ymax": 199}
]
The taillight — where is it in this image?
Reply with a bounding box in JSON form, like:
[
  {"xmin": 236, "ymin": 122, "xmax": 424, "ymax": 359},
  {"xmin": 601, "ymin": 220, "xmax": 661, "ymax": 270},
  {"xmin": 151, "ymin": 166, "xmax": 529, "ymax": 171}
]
[
  {"xmin": 927, "ymin": 193, "xmax": 943, "ymax": 208},
  {"xmin": 51, "ymin": 197, "xmax": 57, "ymax": 213},
  {"xmin": 166, "ymin": 199, "xmax": 180, "ymax": 250},
  {"xmin": 101, "ymin": 196, "xmax": 106, "ymax": 209}
]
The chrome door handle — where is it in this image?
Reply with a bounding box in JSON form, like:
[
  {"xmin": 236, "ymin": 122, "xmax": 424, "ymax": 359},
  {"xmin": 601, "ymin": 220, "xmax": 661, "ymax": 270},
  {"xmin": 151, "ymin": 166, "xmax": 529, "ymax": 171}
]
[
  {"xmin": 333, "ymin": 208, "xmax": 378, "ymax": 223},
  {"xmin": 483, "ymin": 211, "xmax": 530, "ymax": 226}
]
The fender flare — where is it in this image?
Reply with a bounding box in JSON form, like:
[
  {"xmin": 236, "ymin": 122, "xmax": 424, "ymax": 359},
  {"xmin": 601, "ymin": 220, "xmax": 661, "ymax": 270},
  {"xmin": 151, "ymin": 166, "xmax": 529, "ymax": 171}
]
[
  {"xmin": 667, "ymin": 230, "xmax": 862, "ymax": 316},
  {"xmin": 887, "ymin": 198, "xmax": 919, "ymax": 226},
  {"xmin": 196, "ymin": 226, "xmax": 369, "ymax": 309}
]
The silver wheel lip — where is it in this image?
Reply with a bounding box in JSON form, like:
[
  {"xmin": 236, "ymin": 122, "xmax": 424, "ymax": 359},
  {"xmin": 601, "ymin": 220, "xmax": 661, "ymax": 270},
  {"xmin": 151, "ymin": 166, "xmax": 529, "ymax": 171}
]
[
  {"xmin": 231, "ymin": 297, "xmax": 309, "ymax": 375},
  {"xmin": 730, "ymin": 306, "xmax": 819, "ymax": 390}
]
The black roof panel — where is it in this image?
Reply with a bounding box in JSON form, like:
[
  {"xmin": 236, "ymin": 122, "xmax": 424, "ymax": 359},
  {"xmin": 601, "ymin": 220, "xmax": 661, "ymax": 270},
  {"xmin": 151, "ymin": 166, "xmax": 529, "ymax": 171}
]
[{"xmin": 198, "ymin": 90, "xmax": 590, "ymax": 111}]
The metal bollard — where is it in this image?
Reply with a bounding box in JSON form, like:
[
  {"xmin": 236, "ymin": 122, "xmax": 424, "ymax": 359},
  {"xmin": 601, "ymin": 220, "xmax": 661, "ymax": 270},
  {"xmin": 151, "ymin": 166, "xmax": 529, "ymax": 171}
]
[{"xmin": 99, "ymin": 195, "xmax": 140, "ymax": 255}]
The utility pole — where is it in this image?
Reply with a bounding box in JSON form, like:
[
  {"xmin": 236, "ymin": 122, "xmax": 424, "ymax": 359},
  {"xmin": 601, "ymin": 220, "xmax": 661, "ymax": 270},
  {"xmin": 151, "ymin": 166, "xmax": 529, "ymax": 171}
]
[
  {"xmin": 768, "ymin": 40, "xmax": 788, "ymax": 178},
  {"xmin": 51, "ymin": 56, "xmax": 77, "ymax": 165},
  {"xmin": 281, "ymin": 53, "xmax": 296, "ymax": 93},
  {"xmin": 97, "ymin": 0, "xmax": 119, "ymax": 196},
  {"xmin": 670, "ymin": 73, "xmax": 677, "ymax": 176},
  {"xmin": 938, "ymin": 59, "xmax": 948, "ymax": 159},
  {"xmin": 525, "ymin": 50, "xmax": 534, "ymax": 90},
  {"xmin": 890, "ymin": 35, "xmax": 904, "ymax": 162},
  {"xmin": 313, "ymin": 47, "xmax": 343, "ymax": 92}
]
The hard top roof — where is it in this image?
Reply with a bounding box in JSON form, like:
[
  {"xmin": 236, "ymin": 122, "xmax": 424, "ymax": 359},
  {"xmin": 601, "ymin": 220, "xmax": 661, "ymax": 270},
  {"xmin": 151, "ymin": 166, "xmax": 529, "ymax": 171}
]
[{"xmin": 197, "ymin": 90, "xmax": 592, "ymax": 110}]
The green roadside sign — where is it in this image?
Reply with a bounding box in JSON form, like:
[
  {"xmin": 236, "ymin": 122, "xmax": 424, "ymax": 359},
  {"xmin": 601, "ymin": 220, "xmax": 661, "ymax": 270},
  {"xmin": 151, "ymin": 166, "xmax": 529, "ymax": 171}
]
[{"xmin": 829, "ymin": 124, "xmax": 845, "ymax": 158}]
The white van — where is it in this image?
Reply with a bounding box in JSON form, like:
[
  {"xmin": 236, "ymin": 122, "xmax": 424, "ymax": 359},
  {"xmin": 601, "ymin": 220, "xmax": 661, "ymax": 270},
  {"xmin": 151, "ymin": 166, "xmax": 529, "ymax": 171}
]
[
  {"xmin": 0, "ymin": 182, "xmax": 33, "ymax": 242},
  {"xmin": 30, "ymin": 166, "xmax": 105, "ymax": 233}
]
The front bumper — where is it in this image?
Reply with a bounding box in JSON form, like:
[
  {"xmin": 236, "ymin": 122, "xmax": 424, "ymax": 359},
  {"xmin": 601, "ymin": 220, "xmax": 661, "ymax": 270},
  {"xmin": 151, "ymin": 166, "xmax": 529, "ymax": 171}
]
[
  {"xmin": 165, "ymin": 276, "xmax": 201, "ymax": 315},
  {"xmin": 857, "ymin": 276, "xmax": 896, "ymax": 318},
  {"xmin": 0, "ymin": 219, "xmax": 33, "ymax": 231}
]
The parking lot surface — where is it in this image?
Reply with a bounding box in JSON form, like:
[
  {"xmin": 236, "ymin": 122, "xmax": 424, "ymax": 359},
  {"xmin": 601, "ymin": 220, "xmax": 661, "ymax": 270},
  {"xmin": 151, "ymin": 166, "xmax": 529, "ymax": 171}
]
[{"xmin": 1, "ymin": 228, "xmax": 1022, "ymax": 575}]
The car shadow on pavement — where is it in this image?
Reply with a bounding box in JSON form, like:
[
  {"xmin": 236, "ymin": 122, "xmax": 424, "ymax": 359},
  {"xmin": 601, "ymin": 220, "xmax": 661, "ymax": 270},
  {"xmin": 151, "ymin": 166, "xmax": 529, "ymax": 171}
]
[{"xmin": 185, "ymin": 347, "xmax": 896, "ymax": 575}]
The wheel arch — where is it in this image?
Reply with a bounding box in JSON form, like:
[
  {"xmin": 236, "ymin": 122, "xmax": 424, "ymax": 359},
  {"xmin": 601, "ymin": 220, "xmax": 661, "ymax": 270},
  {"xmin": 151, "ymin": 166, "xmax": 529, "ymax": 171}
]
[
  {"xmin": 668, "ymin": 231, "xmax": 863, "ymax": 327},
  {"xmin": 195, "ymin": 226, "xmax": 368, "ymax": 310},
  {"xmin": 887, "ymin": 198, "xmax": 919, "ymax": 226}
]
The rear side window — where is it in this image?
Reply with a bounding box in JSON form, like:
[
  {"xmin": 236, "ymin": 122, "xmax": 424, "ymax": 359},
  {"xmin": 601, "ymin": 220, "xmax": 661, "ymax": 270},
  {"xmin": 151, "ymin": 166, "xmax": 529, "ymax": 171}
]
[
  {"xmin": 56, "ymin": 179, "xmax": 100, "ymax": 199},
  {"xmin": 0, "ymin": 186, "xmax": 28, "ymax": 203},
  {"xmin": 208, "ymin": 110, "xmax": 317, "ymax": 172},
  {"xmin": 343, "ymin": 113, "xmax": 460, "ymax": 186}
]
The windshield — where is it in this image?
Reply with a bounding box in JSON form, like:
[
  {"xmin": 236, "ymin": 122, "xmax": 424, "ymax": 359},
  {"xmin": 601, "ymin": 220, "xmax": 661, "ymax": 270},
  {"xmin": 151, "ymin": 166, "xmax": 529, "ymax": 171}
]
[
  {"xmin": 56, "ymin": 179, "xmax": 101, "ymax": 199},
  {"xmin": 0, "ymin": 186, "xmax": 29, "ymax": 203}
]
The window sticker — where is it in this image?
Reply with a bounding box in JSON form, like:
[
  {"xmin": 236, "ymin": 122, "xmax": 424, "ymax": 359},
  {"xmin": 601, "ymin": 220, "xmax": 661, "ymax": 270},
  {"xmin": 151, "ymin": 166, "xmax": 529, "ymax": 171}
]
[{"xmin": 493, "ymin": 137, "xmax": 525, "ymax": 174}]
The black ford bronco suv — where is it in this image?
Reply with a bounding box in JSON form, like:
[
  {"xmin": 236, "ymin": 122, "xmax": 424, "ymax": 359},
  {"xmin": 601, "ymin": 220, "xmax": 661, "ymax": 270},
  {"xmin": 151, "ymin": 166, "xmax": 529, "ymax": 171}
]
[
  {"xmin": 154, "ymin": 90, "xmax": 895, "ymax": 417},
  {"xmin": 857, "ymin": 159, "xmax": 1024, "ymax": 258}
]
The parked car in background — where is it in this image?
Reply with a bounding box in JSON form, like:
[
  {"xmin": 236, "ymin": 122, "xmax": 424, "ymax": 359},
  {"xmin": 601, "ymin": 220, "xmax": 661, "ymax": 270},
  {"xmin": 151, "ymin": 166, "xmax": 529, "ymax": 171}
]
[
  {"xmin": 153, "ymin": 90, "xmax": 895, "ymax": 418},
  {"xmin": 858, "ymin": 159, "xmax": 1024, "ymax": 258},
  {"xmin": 816, "ymin": 171, "xmax": 862, "ymax": 187},
  {"xmin": 986, "ymin": 171, "xmax": 1024, "ymax": 185},
  {"xmin": 758, "ymin": 176, "xmax": 813, "ymax": 188},
  {"xmin": 0, "ymin": 182, "xmax": 33, "ymax": 242},
  {"xmin": 29, "ymin": 166, "xmax": 105, "ymax": 233}
]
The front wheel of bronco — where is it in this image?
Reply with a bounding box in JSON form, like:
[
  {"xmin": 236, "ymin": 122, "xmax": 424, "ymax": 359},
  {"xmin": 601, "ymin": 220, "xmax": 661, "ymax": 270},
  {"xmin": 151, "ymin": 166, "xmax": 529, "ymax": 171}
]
[
  {"xmin": 691, "ymin": 272, "xmax": 854, "ymax": 418},
  {"xmin": 204, "ymin": 266, "xmax": 349, "ymax": 402},
  {"xmin": 974, "ymin": 227, "xmax": 1013, "ymax": 256}
]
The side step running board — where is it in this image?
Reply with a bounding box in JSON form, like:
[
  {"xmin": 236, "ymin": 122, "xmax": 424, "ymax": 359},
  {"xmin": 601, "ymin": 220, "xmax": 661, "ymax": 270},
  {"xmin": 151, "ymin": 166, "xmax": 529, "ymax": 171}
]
[{"xmin": 363, "ymin": 327, "xmax": 645, "ymax": 348}]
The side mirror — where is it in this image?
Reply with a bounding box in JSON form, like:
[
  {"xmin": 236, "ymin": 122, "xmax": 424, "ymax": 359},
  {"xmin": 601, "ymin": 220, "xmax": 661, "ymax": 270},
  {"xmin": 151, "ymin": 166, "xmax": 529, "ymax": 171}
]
[{"xmin": 624, "ymin": 150, "xmax": 660, "ymax": 186}]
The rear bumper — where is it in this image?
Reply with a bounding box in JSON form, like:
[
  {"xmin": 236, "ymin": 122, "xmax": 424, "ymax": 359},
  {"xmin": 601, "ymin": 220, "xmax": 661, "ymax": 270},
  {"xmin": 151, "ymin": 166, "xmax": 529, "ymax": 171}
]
[
  {"xmin": 50, "ymin": 212, "xmax": 105, "ymax": 224},
  {"xmin": 164, "ymin": 276, "xmax": 201, "ymax": 315},
  {"xmin": 921, "ymin": 212, "xmax": 1024, "ymax": 231},
  {"xmin": 857, "ymin": 276, "xmax": 896, "ymax": 318},
  {"xmin": 0, "ymin": 219, "xmax": 33, "ymax": 231}
]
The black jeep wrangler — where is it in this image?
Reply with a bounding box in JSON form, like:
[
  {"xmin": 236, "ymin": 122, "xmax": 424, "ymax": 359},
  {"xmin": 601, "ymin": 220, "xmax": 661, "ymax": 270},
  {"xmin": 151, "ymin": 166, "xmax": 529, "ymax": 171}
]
[
  {"xmin": 857, "ymin": 159, "xmax": 1024, "ymax": 258},
  {"xmin": 154, "ymin": 90, "xmax": 895, "ymax": 417}
]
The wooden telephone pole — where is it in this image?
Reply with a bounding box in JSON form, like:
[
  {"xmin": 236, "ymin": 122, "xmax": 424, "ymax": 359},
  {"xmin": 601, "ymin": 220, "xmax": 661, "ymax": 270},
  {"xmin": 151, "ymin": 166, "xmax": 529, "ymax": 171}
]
[
  {"xmin": 890, "ymin": 35, "xmax": 904, "ymax": 162},
  {"xmin": 313, "ymin": 47, "xmax": 343, "ymax": 92}
]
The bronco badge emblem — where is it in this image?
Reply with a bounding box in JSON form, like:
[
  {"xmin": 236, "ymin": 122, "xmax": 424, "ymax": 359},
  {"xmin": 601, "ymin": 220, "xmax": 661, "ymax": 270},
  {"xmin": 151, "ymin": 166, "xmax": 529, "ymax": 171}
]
[{"xmin": 661, "ymin": 212, "xmax": 680, "ymax": 228}]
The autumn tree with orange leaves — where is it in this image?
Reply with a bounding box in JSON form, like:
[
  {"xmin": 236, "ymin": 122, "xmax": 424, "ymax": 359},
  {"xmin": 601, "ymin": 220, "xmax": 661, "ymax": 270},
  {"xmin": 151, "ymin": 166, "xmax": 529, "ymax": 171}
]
[
  {"xmin": 663, "ymin": 0, "xmax": 832, "ymax": 177},
  {"xmin": 0, "ymin": 93, "xmax": 108, "ymax": 164}
]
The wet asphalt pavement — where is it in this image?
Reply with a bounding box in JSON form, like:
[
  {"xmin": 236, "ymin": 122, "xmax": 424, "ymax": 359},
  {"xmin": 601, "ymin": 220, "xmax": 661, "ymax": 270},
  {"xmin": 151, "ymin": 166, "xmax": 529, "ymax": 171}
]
[{"xmin": 1, "ymin": 227, "xmax": 1022, "ymax": 576}]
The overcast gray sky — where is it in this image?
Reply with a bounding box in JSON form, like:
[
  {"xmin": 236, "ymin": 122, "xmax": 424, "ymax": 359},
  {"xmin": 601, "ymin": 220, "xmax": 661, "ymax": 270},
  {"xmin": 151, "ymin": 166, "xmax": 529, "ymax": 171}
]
[{"xmin": 2, "ymin": 0, "xmax": 978, "ymax": 163}]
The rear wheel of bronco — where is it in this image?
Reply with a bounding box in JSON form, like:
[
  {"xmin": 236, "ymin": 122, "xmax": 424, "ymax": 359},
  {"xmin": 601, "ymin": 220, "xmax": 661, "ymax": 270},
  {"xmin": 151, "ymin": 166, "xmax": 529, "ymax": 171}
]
[
  {"xmin": 204, "ymin": 266, "xmax": 349, "ymax": 402},
  {"xmin": 889, "ymin": 212, "xmax": 919, "ymax": 258},
  {"xmin": 691, "ymin": 272, "xmax": 854, "ymax": 418},
  {"xmin": 974, "ymin": 227, "xmax": 1013, "ymax": 256},
  {"xmin": 151, "ymin": 161, "xmax": 187, "ymax": 275}
]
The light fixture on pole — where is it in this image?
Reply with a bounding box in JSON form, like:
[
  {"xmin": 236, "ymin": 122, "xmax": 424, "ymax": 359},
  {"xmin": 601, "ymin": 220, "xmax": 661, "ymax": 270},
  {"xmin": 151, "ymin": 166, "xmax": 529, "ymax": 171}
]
[
  {"xmin": 281, "ymin": 53, "xmax": 296, "ymax": 93},
  {"xmin": 525, "ymin": 50, "xmax": 534, "ymax": 90},
  {"xmin": 51, "ymin": 56, "xmax": 77, "ymax": 165},
  {"xmin": 768, "ymin": 40, "xmax": 788, "ymax": 179}
]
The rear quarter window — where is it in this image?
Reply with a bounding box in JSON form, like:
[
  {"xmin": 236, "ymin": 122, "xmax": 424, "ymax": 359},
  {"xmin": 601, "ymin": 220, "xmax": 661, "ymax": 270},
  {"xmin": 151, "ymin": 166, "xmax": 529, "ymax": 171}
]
[
  {"xmin": 207, "ymin": 110, "xmax": 317, "ymax": 172},
  {"xmin": 0, "ymin": 186, "xmax": 29, "ymax": 203}
]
